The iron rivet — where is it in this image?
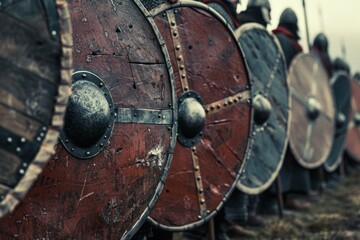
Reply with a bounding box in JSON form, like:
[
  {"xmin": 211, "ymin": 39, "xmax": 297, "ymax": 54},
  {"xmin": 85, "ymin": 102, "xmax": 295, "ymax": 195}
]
[
  {"xmin": 71, "ymin": 148, "xmax": 75, "ymax": 151},
  {"xmin": 234, "ymin": 98, "xmax": 238, "ymax": 103},
  {"xmin": 16, "ymin": 147, "xmax": 21, "ymax": 152},
  {"xmin": 104, "ymin": 93, "xmax": 108, "ymax": 96},
  {"xmin": 99, "ymin": 82, "xmax": 104, "ymax": 87},
  {"xmin": 6, "ymin": 137, "xmax": 12, "ymax": 143},
  {"xmin": 180, "ymin": 65, "xmax": 185, "ymax": 70},
  {"xmin": 200, "ymin": 199, "xmax": 205, "ymax": 204},
  {"xmin": 20, "ymin": 138, "xmax": 26, "ymax": 143},
  {"xmin": 82, "ymin": 73, "xmax": 87, "ymax": 78},
  {"xmin": 171, "ymin": 21, "xmax": 175, "ymax": 26},
  {"xmin": 42, "ymin": 126, "xmax": 47, "ymax": 131},
  {"xmin": 86, "ymin": 151, "xmax": 91, "ymax": 155},
  {"xmin": 51, "ymin": 30, "xmax": 57, "ymax": 37},
  {"xmin": 210, "ymin": 106, "xmax": 215, "ymax": 110},
  {"xmin": 134, "ymin": 113, "xmax": 137, "ymax": 117},
  {"xmin": 19, "ymin": 169, "xmax": 25, "ymax": 175},
  {"xmin": 100, "ymin": 143, "xmax": 104, "ymax": 147},
  {"xmin": 247, "ymin": 99, "xmax": 251, "ymax": 104},
  {"xmin": 40, "ymin": 132, "xmax": 45, "ymax": 137},
  {"xmin": 192, "ymin": 140, "xmax": 195, "ymax": 144},
  {"xmin": 23, "ymin": 163, "xmax": 28, "ymax": 167},
  {"xmin": 173, "ymin": 31, "xmax": 177, "ymax": 37},
  {"xmin": 197, "ymin": 176, "xmax": 201, "ymax": 181},
  {"xmin": 168, "ymin": 103, "xmax": 172, "ymax": 107},
  {"xmin": 37, "ymin": 137, "xmax": 42, "ymax": 142},
  {"xmin": 187, "ymin": 92, "xmax": 191, "ymax": 96},
  {"xmin": 104, "ymin": 135, "xmax": 107, "ymax": 139},
  {"xmin": 192, "ymin": 147, "xmax": 196, "ymax": 152},
  {"xmin": 182, "ymin": 74, "xmax": 186, "ymax": 79},
  {"xmin": 207, "ymin": 210, "xmax": 210, "ymax": 214},
  {"xmin": 224, "ymin": 102, "xmax": 228, "ymax": 107},
  {"xmin": 158, "ymin": 114, "xmax": 161, "ymax": 118},
  {"xmin": 195, "ymin": 166, "xmax": 199, "ymax": 171},
  {"xmin": 198, "ymin": 215, "xmax": 202, "ymax": 219},
  {"xmin": 199, "ymin": 132, "xmax": 203, "ymax": 136},
  {"xmin": 205, "ymin": 108, "xmax": 210, "ymax": 113},
  {"xmin": 176, "ymin": 45, "xmax": 180, "ymax": 50},
  {"xmin": 184, "ymin": 87, "xmax": 189, "ymax": 91},
  {"xmin": 199, "ymin": 189, "xmax": 203, "ymax": 193},
  {"xmin": 162, "ymin": 13, "xmax": 166, "ymax": 17},
  {"xmin": 174, "ymin": 10, "xmax": 178, "ymax": 13},
  {"xmin": 177, "ymin": 56, "xmax": 182, "ymax": 61},
  {"xmin": 168, "ymin": 126, "xmax": 171, "ymax": 130},
  {"xmin": 217, "ymin": 104, "xmax": 221, "ymax": 109},
  {"xmin": 162, "ymin": 116, "xmax": 166, "ymax": 119}
]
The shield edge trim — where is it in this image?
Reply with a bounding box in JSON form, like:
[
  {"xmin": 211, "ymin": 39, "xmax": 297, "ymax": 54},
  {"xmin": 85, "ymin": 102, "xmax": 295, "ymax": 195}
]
[
  {"xmin": 288, "ymin": 53, "xmax": 336, "ymax": 169},
  {"xmin": 234, "ymin": 23, "xmax": 291, "ymax": 195},
  {"xmin": 0, "ymin": 0, "xmax": 73, "ymax": 218},
  {"xmin": 122, "ymin": 0, "xmax": 178, "ymax": 238},
  {"xmin": 324, "ymin": 71, "xmax": 351, "ymax": 172},
  {"xmin": 147, "ymin": 0, "xmax": 253, "ymax": 231}
]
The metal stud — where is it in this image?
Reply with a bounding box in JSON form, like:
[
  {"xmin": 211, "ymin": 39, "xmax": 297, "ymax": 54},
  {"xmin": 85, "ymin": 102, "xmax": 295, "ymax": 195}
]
[
  {"xmin": 19, "ymin": 169, "xmax": 25, "ymax": 175},
  {"xmin": 20, "ymin": 138, "xmax": 26, "ymax": 143},
  {"xmin": 6, "ymin": 137, "xmax": 12, "ymax": 143}
]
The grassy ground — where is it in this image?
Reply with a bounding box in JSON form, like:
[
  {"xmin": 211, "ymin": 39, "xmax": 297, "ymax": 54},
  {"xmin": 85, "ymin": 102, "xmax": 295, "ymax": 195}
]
[
  {"xmin": 173, "ymin": 170, "xmax": 360, "ymax": 240},
  {"xmin": 248, "ymin": 170, "xmax": 360, "ymax": 240}
]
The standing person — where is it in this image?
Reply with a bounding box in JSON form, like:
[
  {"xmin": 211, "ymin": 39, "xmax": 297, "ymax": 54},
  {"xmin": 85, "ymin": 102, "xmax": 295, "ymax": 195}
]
[
  {"xmin": 237, "ymin": 0, "xmax": 271, "ymax": 26},
  {"xmin": 271, "ymin": 8, "xmax": 312, "ymax": 211},
  {"xmin": 311, "ymin": 33, "xmax": 333, "ymax": 77}
]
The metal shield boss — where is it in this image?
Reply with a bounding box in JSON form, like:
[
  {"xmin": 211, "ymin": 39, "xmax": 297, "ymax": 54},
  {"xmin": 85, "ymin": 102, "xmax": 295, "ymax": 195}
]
[
  {"xmin": 148, "ymin": 1, "xmax": 252, "ymax": 230},
  {"xmin": 235, "ymin": 23, "xmax": 290, "ymax": 194},
  {"xmin": 0, "ymin": 1, "xmax": 177, "ymax": 239},
  {"xmin": 0, "ymin": 0, "xmax": 72, "ymax": 218},
  {"xmin": 324, "ymin": 72, "xmax": 351, "ymax": 172},
  {"xmin": 345, "ymin": 78, "xmax": 360, "ymax": 162},
  {"xmin": 288, "ymin": 53, "xmax": 335, "ymax": 169}
]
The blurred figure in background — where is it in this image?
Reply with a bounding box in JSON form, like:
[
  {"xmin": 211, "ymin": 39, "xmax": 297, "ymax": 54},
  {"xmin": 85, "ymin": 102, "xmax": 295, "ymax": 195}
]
[{"xmin": 311, "ymin": 33, "xmax": 333, "ymax": 77}]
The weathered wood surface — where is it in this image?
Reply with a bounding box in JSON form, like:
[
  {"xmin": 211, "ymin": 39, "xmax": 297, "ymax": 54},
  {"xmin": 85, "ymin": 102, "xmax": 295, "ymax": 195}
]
[
  {"xmin": 288, "ymin": 53, "xmax": 335, "ymax": 169},
  {"xmin": 235, "ymin": 24, "xmax": 290, "ymax": 194},
  {"xmin": 0, "ymin": 0, "xmax": 72, "ymax": 218},
  {"xmin": 345, "ymin": 78, "xmax": 360, "ymax": 162},
  {"xmin": 148, "ymin": 1, "xmax": 251, "ymax": 230},
  {"xmin": 324, "ymin": 72, "xmax": 351, "ymax": 172},
  {"xmin": 0, "ymin": 0, "xmax": 176, "ymax": 239}
]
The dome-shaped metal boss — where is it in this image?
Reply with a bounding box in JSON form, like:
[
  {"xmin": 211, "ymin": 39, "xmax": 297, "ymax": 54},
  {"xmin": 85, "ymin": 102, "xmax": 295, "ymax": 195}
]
[
  {"xmin": 355, "ymin": 112, "xmax": 360, "ymax": 127},
  {"xmin": 253, "ymin": 94, "xmax": 272, "ymax": 125},
  {"xmin": 306, "ymin": 97, "xmax": 322, "ymax": 121},
  {"xmin": 177, "ymin": 91, "xmax": 206, "ymax": 148},
  {"xmin": 64, "ymin": 80, "xmax": 111, "ymax": 148},
  {"xmin": 336, "ymin": 112, "xmax": 346, "ymax": 128},
  {"xmin": 178, "ymin": 97, "xmax": 206, "ymax": 139}
]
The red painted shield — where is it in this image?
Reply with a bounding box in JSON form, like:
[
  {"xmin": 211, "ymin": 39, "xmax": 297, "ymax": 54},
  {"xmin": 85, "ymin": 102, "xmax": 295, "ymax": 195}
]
[
  {"xmin": 0, "ymin": 0, "xmax": 72, "ymax": 218},
  {"xmin": 148, "ymin": 1, "xmax": 251, "ymax": 230},
  {"xmin": 0, "ymin": 0, "xmax": 177, "ymax": 239},
  {"xmin": 345, "ymin": 78, "xmax": 360, "ymax": 162},
  {"xmin": 288, "ymin": 53, "xmax": 335, "ymax": 169}
]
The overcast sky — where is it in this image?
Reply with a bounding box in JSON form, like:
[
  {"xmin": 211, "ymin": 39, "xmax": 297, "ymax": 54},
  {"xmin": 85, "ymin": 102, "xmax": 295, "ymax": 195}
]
[{"xmin": 239, "ymin": 0, "xmax": 360, "ymax": 74}]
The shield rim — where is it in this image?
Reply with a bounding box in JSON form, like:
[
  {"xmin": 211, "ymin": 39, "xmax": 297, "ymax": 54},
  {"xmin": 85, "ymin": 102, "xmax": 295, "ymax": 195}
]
[
  {"xmin": 147, "ymin": 0, "xmax": 253, "ymax": 231},
  {"xmin": 110, "ymin": 0, "xmax": 178, "ymax": 238},
  {"xmin": 324, "ymin": 71, "xmax": 351, "ymax": 172},
  {"xmin": 288, "ymin": 53, "xmax": 336, "ymax": 169},
  {"xmin": 234, "ymin": 23, "xmax": 291, "ymax": 195},
  {"xmin": 0, "ymin": 0, "xmax": 73, "ymax": 219}
]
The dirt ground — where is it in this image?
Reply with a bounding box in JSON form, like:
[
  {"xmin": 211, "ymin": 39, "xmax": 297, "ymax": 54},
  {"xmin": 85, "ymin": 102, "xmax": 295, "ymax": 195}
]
[{"xmin": 173, "ymin": 169, "xmax": 360, "ymax": 240}]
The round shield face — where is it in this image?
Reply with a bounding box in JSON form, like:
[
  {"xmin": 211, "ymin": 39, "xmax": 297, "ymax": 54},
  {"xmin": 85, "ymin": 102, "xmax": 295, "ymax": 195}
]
[
  {"xmin": 288, "ymin": 53, "xmax": 335, "ymax": 169},
  {"xmin": 324, "ymin": 72, "xmax": 351, "ymax": 172},
  {"xmin": 235, "ymin": 23, "xmax": 290, "ymax": 194},
  {"xmin": 0, "ymin": 0, "xmax": 72, "ymax": 218},
  {"xmin": 148, "ymin": 1, "xmax": 252, "ymax": 230},
  {"xmin": 345, "ymin": 78, "xmax": 360, "ymax": 162},
  {"xmin": 0, "ymin": 1, "xmax": 177, "ymax": 239}
]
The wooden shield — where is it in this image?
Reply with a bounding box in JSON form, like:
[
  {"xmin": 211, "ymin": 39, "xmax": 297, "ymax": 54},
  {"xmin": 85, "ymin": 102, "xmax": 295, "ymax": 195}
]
[
  {"xmin": 324, "ymin": 72, "xmax": 351, "ymax": 172},
  {"xmin": 288, "ymin": 53, "xmax": 335, "ymax": 169},
  {"xmin": 0, "ymin": 0, "xmax": 177, "ymax": 239},
  {"xmin": 235, "ymin": 24, "xmax": 290, "ymax": 194},
  {"xmin": 0, "ymin": 0, "xmax": 72, "ymax": 218},
  {"xmin": 345, "ymin": 78, "xmax": 360, "ymax": 162},
  {"xmin": 201, "ymin": 0, "xmax": 240, "ymax": 29},
  {"xmin": 148, "ymin": 1, "xmax": 252, "ymax": 230}
]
